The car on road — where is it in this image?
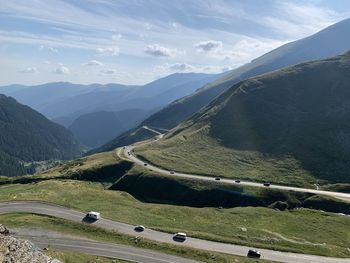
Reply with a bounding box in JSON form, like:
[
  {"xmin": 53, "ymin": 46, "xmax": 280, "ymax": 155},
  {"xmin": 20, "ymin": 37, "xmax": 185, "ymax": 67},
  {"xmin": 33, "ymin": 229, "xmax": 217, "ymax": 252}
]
[
  {"xmin": 247, "ymin": 249, "xmax": 261, "ymax": 258},
  {"xmin": 86, "ymin": 211, "xmax": 101, "ymax": 220},
  {"xmin": 134, "ymin": 225, "xmax": 145, "ymax": 232},
  {"xmin": 144, "ymin": 163, "xmax": 148, "ymax": 166},
  {"xmin": 173, "ymin": 232, "xmax": 187, "ymax": 242},
  {"xmin": 215, "ymin": 177, "xmax": 221, "ymax": 181},
  {"xmin": 235, "ymin": 179, "xmax": 241, "ymax": 183},
  {"xmin": 263, "ymin": 182, "xmax": 271, "ymax": 187},
  {"xmin": 127, "ymin": 152, "xmax": 130, "ymax": 155},
  {"xmin": 170, "ymin": 170, "xmax": 175, "ymax": 174}
]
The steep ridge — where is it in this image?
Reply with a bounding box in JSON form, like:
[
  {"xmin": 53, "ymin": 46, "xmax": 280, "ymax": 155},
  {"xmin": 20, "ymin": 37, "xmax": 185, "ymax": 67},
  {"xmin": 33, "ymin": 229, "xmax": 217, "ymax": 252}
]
[{"xmin": 136, "ymin": 51, "xmax": 350, "ymax": 185}]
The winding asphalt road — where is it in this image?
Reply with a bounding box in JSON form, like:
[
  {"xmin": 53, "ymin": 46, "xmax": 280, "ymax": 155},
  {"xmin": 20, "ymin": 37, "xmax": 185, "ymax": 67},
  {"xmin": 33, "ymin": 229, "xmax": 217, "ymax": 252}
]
[
  {"xmin": 11, "ymin": 228, "xmax": 198, "ymax": 263},
  {"xmin": 122, "ymin": 130, "xmax": 350, "ymax": 203},
  {"xmin": 0, "ymin": 201, "xmax": 349, "ymax": 263}
]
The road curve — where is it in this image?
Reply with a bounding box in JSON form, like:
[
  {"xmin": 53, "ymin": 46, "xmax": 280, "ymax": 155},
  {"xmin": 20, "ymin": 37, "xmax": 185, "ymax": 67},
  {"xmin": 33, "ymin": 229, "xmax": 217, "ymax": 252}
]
[
  {"xmin": 12, "ymin": 228, "xmax": 198, "ymax": 263},
  {"xmin": 0, "ymin": 201, "xmax": 349, "ymax": 263},
  {"xmin": 122, "ymin": 145, "xmax": 350, "ymax": 203}
]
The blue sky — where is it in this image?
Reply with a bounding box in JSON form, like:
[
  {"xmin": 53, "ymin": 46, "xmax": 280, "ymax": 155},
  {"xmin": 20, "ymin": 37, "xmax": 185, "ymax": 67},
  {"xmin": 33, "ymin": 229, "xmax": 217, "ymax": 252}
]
[{"xmin": 0, "ymin": 0, "xmax": 350, "ymax": 85}]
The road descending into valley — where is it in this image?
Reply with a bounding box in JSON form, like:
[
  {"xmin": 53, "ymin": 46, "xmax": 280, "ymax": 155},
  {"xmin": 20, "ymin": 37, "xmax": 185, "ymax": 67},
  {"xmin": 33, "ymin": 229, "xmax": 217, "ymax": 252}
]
[
  {"xmin": 121, "ymin": 129, "xmax": 350, "ymax": 203},
  {"xmin": 0, "ymin": 201, "xmax": 349, "ymax": 263}
]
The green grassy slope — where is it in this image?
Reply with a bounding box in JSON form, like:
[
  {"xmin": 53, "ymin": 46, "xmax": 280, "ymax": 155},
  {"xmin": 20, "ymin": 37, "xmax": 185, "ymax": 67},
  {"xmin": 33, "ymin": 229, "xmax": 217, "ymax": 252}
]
[
  {"xmin": 0, "ymin": 150, "xmax": 349, "ymax": 256},
  {"xmin": 0, "ymin": 180, "xmax": 349, "ymax": 257},
  {"xmin": 136, "ymin": 51, "xmax": 350, "ymax": 185}
]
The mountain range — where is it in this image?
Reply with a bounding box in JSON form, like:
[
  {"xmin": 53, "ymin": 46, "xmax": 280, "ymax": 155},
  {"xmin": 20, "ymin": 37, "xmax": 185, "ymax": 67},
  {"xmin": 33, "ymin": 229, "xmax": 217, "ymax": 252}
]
[
  {"xmin": 0, "ymin": 73, "xmax": 219, "ymax": 148},
  {"xmin": 95, "ymin": 18, "xmax": 350, "ymax": 153}
]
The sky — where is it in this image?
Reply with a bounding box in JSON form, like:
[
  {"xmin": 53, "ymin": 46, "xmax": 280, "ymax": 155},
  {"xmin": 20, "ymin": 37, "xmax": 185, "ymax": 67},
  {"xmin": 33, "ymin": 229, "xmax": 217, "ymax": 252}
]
[{"xmin": 0, "ymin": 0, "xmax": 350, "ymax": 85}]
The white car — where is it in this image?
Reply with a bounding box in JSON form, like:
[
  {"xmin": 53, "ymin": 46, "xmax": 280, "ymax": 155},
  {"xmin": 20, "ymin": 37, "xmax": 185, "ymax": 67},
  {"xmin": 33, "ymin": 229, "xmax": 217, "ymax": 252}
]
[{"xmin": 86, "ymin": 211, "xmax": 101, "ymax": 220}]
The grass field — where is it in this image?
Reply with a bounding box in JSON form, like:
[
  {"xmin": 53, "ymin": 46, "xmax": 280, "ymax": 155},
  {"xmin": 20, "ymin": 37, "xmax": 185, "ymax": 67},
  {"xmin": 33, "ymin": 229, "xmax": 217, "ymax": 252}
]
[
  {"xmin": 0, "ymin": 179, "xmax": 349, "ymax": 257},
  {"xmin": 1, "ymin": 213, "xmax": 266, "ymax": 263},
  {"xmin": 135, "ymin": 130, "xmax": 316, "ymax": 187},
  {"xmin": 47, "ymin": 250, "xmax": 130, "ymax": 263}
]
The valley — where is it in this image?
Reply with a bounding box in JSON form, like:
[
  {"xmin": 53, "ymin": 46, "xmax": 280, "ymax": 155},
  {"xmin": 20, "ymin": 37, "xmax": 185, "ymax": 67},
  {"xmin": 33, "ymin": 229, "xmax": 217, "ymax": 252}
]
[
  {"xmin": 0, "ymin": 149, "xmax": 349, "ymax": 261},
  {"xmin": 1, "ymin": 3, "xmax": 350, "ymax": 262}
]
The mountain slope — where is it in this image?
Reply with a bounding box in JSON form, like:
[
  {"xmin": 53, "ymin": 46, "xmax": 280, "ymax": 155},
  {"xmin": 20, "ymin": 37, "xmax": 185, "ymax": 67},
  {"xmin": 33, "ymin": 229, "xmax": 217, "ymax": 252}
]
[
  {"xmin": 96, "ymin": 18, "xmax": 350, "ymax": 152},
  {"xmin": 167, "ymin": 17, "xmax": 350, "ymax": 129},
  {"xmin": 135, "ymin": 51, "xmax": 350, "ymax": 186},
  {"xmin": 69, "ymin": 109, "xmax": 152, "ymax": 148},
  {"xmin": 0, "ymin": 95, "xmax": 82, "ymax": 176}
]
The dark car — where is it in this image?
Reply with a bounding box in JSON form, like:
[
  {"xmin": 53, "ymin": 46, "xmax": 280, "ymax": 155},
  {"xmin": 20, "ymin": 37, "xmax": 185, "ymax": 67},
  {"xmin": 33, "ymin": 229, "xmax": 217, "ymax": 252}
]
[
  {"xmin": 170, "ymin": 170, "xmax": 175, "ymax": 174},
  {"xmin": 173, "ymin": 232, "xmax": 187, "ymax": 242},
  {"xmin": 144, "ymin": 163, "xmax": 148, "ymax": 166},
  {"xmin": 247, "ymin": 249, "xmax": 261, "ymax": 258},
  {"xmin": 235, "ymin": 179, "xmax": 241, "ymax": 183},
  {"xmin": 263, "ymin": 182, "xmax": 271, "ymax": 187},
  {"xmin": 215, "ymin": 177, "xmax": 221, "ymax": 181},
  {"xmin": 134, "ymin": 225, "xmax": 145, "ymax": 232}
]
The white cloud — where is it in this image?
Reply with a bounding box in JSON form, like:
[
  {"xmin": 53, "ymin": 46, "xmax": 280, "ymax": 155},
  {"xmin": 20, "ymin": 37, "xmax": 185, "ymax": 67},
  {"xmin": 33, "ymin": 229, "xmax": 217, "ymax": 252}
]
[
  {"xmin": 39, "ymin": 45, "xmax": 58, "ymax": 53},
  {"xmin": 156, "ymin": 62, "xmax": 231, "ymax": 74},
  {"xmin": 84, "ymin": 60, "xmax": 103, "ymax": 66},
  {"xmin": 200, "ymin": 37, "xmax": 287, "ymax": 66},
  {"xmin": 144, "ymin": 44, "xmax": 179, "ymax": 57},
  {"xmin": 112, "ymin": 34, "xmax": 122, "ymax": 41},
  {"xmin": 194, "ymin": 40, "xmax": 223, "ymax": 52},
  {"xmin": 19, "ymin": 67, "xmax": 39, "ymax": 73},
  {"xmin": 201, "ymin": 65, "xmax": 232, "ymax": 73},
  {"xmin": 261, "ymin": 2, "xmax": 345, "ymax": 39},
  {"xmin": 100, "ymin": 69, "xmax": 116, "ymax": 74},
  {"xmin": 168, "ymin": 62, "xmax": 195, "ymax": 72},
  {"xmin": 53, "ymin": 65, "xmax": 70, "ymax": 74},
  {"xmin": 96, "ymin": 47, "xmax": 119, "ymax": 56}
]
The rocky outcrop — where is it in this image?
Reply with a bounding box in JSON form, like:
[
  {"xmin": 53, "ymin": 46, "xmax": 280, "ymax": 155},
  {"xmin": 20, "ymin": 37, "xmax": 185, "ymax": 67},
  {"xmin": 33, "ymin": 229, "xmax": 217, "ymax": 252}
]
[{"xmin": 0, "ymin": 225, "xmax": 60, "ymax": 263}]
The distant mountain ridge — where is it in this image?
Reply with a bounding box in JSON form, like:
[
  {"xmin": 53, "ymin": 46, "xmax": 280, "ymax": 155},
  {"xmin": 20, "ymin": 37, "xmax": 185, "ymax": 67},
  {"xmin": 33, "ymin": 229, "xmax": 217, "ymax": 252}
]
[
  {"xmin": 0, "ymin": 73, "xmax": 220, "ymax": 148},
  {"xmin": 0, "ymin": 94, "xmax": 82, "ymax": 176},
  {"xmin": 0, "ymin": 73, "xmax": 218, "ymax": 122},
  {"xmin": 95, "ymin": 17, "xmax": 350, "ymax": 153}
]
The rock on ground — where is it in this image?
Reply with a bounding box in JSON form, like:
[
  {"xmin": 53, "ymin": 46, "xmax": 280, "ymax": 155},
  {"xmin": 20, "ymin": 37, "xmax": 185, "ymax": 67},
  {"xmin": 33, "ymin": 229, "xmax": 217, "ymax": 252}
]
[{"xmin": 0, "ymin": 224, "xmax": 60, "ymax": 263}]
